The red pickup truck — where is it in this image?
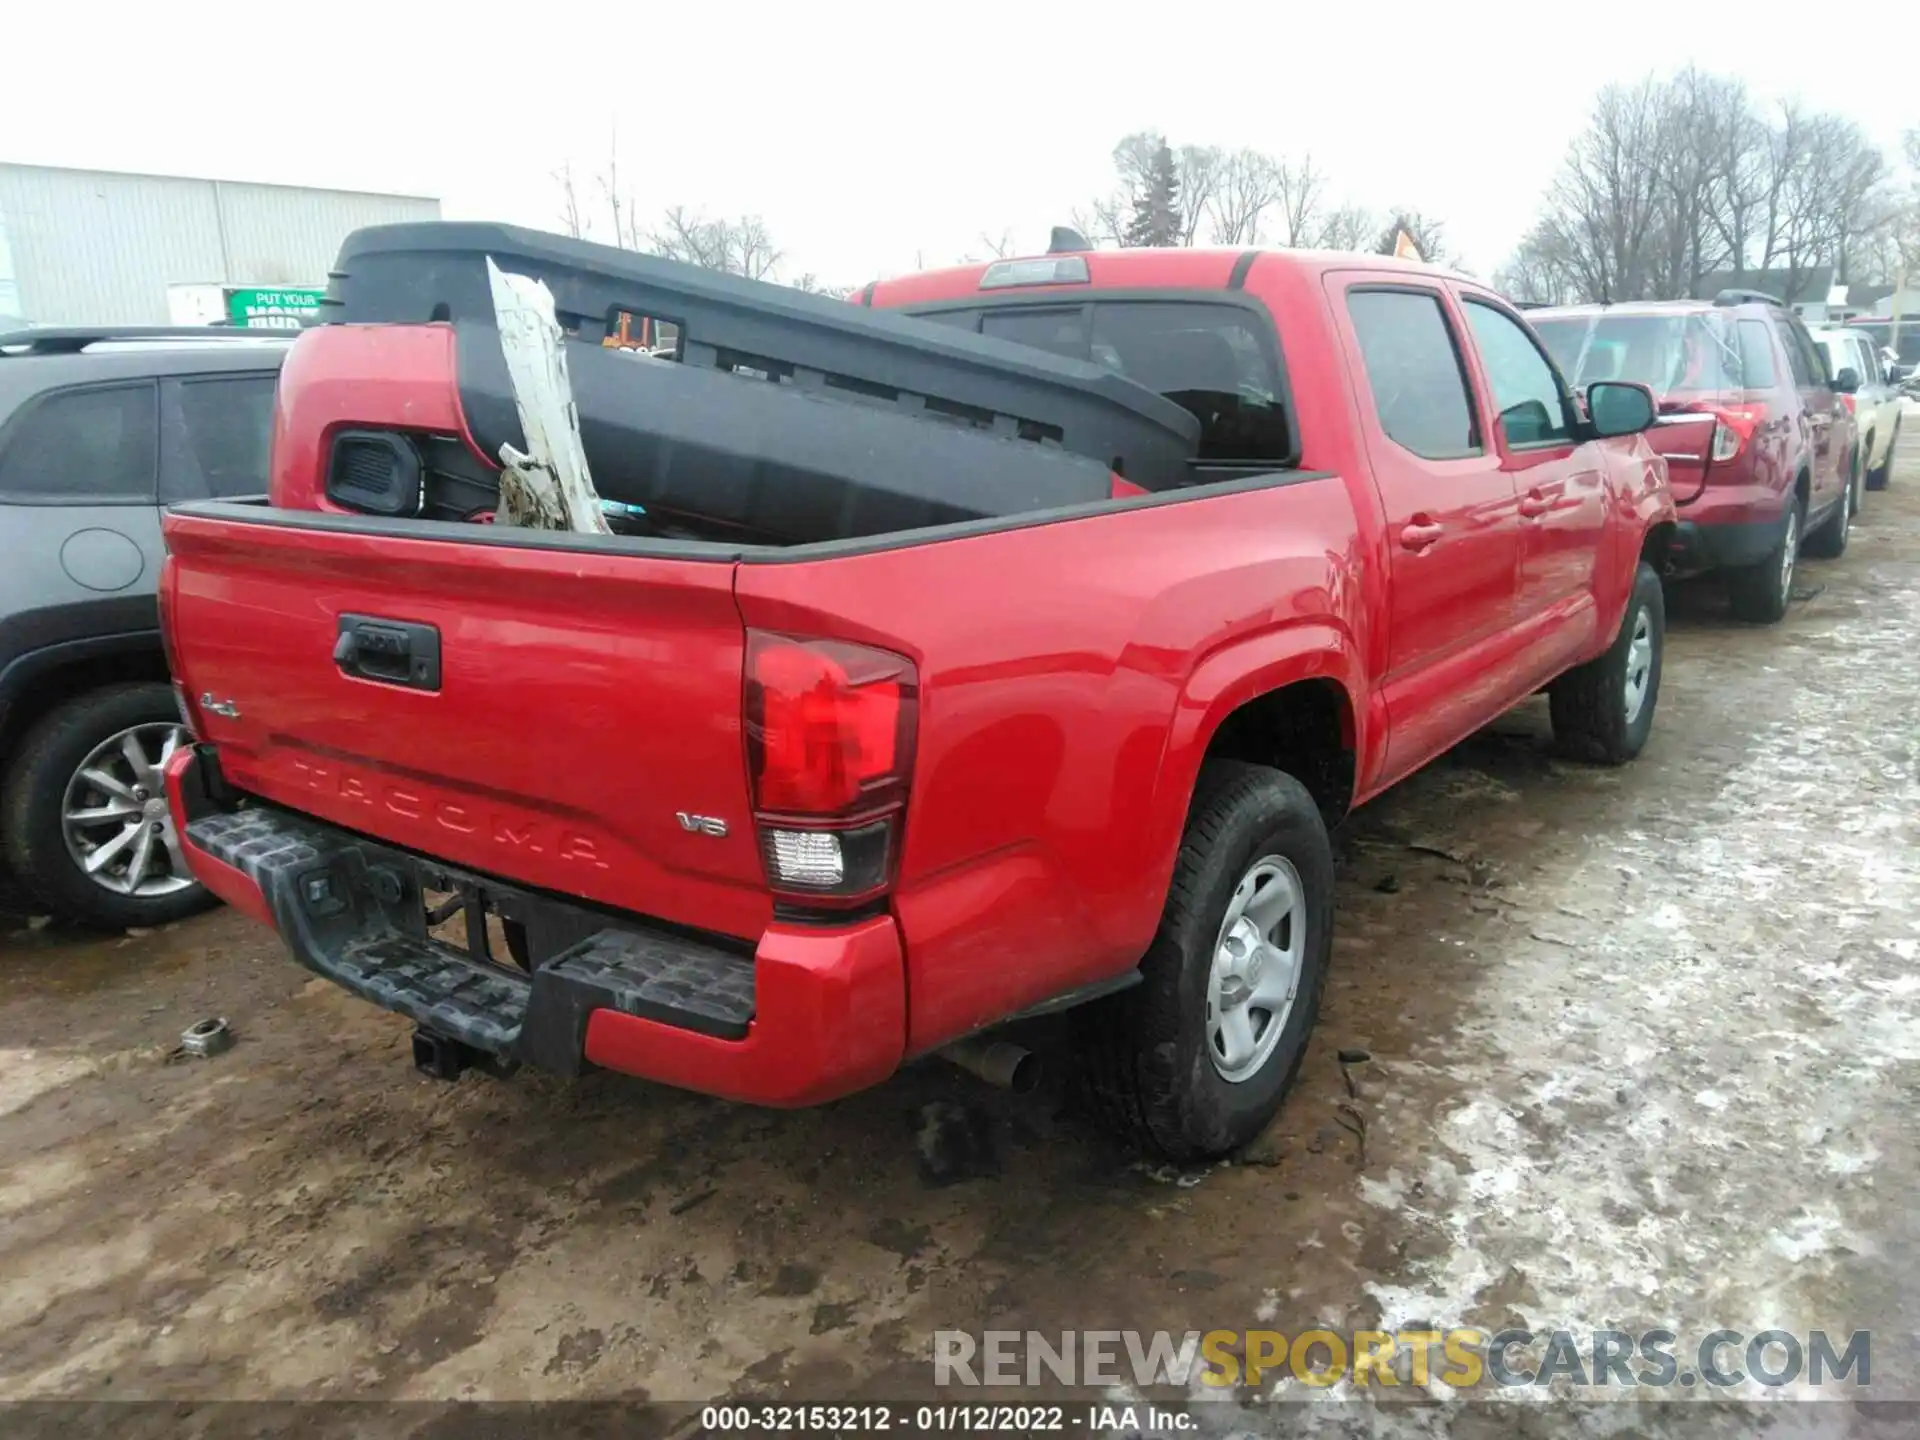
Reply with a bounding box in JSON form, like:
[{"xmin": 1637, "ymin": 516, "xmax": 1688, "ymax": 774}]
[{"xmin": 160, "ymin": 226, "xmax": 1674, "ymax": 1159}]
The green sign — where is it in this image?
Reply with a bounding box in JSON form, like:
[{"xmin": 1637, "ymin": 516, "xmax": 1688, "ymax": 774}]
[{"xmin": 225, "ymin": 286, "xmax": 326, "ymax": 329}]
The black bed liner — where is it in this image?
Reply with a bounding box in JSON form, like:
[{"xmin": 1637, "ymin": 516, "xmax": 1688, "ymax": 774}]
[{"xmin": 320, "ymin": 223, "xmax": 1202, "ymax": 543}]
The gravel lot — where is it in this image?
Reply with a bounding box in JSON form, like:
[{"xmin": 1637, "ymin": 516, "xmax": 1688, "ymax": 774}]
[{"xmin": 4, "ymin": 426, "xmax": 1916, "ymax": 1430}]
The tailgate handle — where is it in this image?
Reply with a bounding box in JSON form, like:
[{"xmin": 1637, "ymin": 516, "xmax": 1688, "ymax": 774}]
[{"xmin": 335, "ymin": 615, "xmax": 442, "ymax": 691}]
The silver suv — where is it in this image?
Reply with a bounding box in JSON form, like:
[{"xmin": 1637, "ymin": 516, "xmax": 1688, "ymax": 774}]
[{"xmin": 0, "ymin": 327, "xmax": 286, "ymax": 927}]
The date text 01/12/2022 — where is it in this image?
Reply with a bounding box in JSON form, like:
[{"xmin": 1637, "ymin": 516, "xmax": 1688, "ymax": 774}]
[{"xmin": 697, "ymin": 1403, "xmax": 1189, "ymax": 1432}]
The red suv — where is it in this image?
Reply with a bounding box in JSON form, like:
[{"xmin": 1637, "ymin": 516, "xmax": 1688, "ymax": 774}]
[{"xmin": 1531, "ymin": 292, "xmax": 1859, "ymax": 623}]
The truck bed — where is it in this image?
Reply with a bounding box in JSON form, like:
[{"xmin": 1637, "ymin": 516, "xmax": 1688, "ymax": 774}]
[{"xmin": 308, "ymin": 223, "xmax": 1204, "ymax": 545}]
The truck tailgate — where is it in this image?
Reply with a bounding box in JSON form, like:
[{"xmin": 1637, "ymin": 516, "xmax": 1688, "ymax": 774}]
[{"xmin": 162, "ymin": 510, "xmax": 771, "ymax": 940}]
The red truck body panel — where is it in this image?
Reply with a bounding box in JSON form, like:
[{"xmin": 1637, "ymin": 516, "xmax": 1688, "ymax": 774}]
[{"xmin": 161, "ymin": 243, "xmax": 1674, "ymax": 1102}]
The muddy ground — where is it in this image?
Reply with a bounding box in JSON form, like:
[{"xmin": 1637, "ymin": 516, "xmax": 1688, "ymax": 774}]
[{"xmin": 4, "ymin": 430, "xmax": 1917, "ymax": 1433}]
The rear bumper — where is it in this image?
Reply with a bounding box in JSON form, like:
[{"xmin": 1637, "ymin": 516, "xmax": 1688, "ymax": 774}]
[
  {"xmin": 164, "ymin": 745, "xmax": 905, "ymax": 1107},
  {"xmin": 1668, "ymin": 483, "xmax": 1791, "ymax": 574}
]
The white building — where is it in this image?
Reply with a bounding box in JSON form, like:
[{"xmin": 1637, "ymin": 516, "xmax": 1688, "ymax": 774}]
[{"xmin": 0, "ymin": 163, "xmax": 439, "ymax": 329}]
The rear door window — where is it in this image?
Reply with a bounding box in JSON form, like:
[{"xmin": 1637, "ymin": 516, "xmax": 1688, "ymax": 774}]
[
  {"xmin": 1737, "ymin": 321, "xmax": 1778, "ymax": 389},
  {"xmin": 1086, "ymin": 302, "xmax": 1290, "ymax": 464},
  {"xmin": 1783, "ymin": 320, "xmax": 1823, "ymax": 387},
  {"xmin": 160, "ymin": 374, "xmax": 278, "ymax": 500},
  {"xmin": 0, "ymin": 382, "xmax": 158, "ymax": 503},
  {"xmin": 907, "ymin": 299, "xmax": 1294, "ymax": 466},
  {"xmin": 1345, "ymin": 289, "xmax": 1481, "ymax": 460},
  {"xmin": 1859, "ymin": 339, "xmax": 1881, "ymax": 385}
]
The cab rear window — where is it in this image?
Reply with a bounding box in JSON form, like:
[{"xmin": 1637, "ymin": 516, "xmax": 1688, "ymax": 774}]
[{"xmin": 907, "ymin": 299, "xmax": 1294, "ymax": 468}]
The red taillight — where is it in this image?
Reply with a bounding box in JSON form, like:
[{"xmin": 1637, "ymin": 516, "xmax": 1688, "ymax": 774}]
[
  {"xmin": 1710, "ymin": 403, "xmax": 1767, "ymax": 463},
  {"xmin": 744, "ymin": 631, "xmax": 918, "ymax": 902}
]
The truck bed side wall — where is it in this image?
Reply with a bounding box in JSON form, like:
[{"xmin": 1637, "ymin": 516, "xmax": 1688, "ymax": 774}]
[{"xmin": 735, "ymin": 474, "xmax": 1369, "ymax": 1055}]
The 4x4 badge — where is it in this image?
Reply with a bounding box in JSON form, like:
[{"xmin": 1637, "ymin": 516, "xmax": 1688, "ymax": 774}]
[{"xmin": 200, "ymin": 693, "xmax": 241, "ymax": 719}]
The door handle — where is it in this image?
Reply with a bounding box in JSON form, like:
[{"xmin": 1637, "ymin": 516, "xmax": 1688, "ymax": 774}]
[
  {"xmin": 1399, "ymin": 521, "xmax": 1444, "ymax": 551},
  {"xmin": 1519, "ymin": 490, "xmax": 1550, "ymax": 518}
]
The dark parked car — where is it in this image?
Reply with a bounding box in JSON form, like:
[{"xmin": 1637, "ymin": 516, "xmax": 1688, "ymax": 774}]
[
  {"xmin": 1531, "ymin": 292, "xmax": 1859, "ymax": 623},
  {"xmin": 0, "ymin": 327, "xmax": 285, "ymax": 926}
]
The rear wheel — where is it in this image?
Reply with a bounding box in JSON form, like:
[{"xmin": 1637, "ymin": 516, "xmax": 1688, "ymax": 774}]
[
  {"xmin": 1549, "ymin": 561, "xmax": 1664, "ymax": 765},
  {"xmin": 1802, "ymin": 456, "xmax": 1855, "ymax": 560},
  {"xmin": 1727, "ymin": 499, "xmax": 1800, "ymax": 624},
  {"xmin": 1, "ymin": 685, "xmax": 213, "ymax": 930},
  {"xmin": 1074, "ymin": 761, "xmax": 1333, "ymax": 1160},
  {"xmin": 1866, "ymin": 419, "xmax": 1898, "ymax": 491}
]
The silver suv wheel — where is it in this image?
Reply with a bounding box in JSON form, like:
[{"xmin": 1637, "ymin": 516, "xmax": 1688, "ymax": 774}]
[{"xmin": 61, "ymin": 722, "xmax": 195, "ymax": 898}]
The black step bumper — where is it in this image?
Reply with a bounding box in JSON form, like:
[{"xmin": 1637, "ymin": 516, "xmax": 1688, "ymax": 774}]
[
  {"xmin": 165, "ymin": 743, "xmax": 909, "ymax": 1106},
  {"xmin": 183, "ymin": 806, "xmax": 756, "ymax": 1076}
]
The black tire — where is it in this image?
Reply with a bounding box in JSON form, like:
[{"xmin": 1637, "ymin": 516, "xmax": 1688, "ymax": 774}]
[
  {"xmin": 1074, "ymin": 760, "xmax": 1334, "ymax": 1161},
  {"xmin": 0, "ymin": 684, "xmax": 213, "ymax": 931},
  {"xmin": 1726, "ymin": 498, "xmax": 1801, "ymax": 624},
  {"xmin": 1866, "ymin": 420, "xmax": 1897, "ymax": 491},
  {"xmin": 1549, "ymin": 561, "xmax": 1664, "ymax": 765},
  {"xmin": 0, "ymin": 863, "xmax": 41, "ymax": 920},
  {"xmin": 1801, "ymin": 456, "xmax": 1855, "ymax": 560}
]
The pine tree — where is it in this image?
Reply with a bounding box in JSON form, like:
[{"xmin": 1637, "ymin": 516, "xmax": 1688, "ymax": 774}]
[{"xmin": 1125, "ymin": 141, "xmax": 1181, "ymax": 248}]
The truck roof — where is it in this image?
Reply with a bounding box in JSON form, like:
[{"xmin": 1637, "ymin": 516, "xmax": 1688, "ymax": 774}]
[{"xmin": 862, "ymin": 246, "xmax": 1479, "ymax": 308}]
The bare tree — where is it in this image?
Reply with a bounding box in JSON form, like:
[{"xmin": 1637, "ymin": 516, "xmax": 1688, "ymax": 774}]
[
  {"xmin": 555, "ymin": 163, "xmax": 585, "ymax": 240},
  {"xmin": 648, "ymin": 207, "xmax": 783, "ymax": 279},
  {"xmin": 1276, "ymin": 154, "xmax": 1327, "ymax": 247},
  {"xmin": 1890, "ymin": 129, "xmax": 1920, "ymax": 280},
  {"xmin": 791, "ymin": 274, "xmax": 855, "ymax": 299},
  {"xmin": 1069, "ymin": 199, "xmax": 1129, "ymax": 249},
  {"xmin": 1205, "ymin": 149, "xmax": 1283, "ymax": 245},
  {"xmin": 1175, "ymin": 144, "xmax": 1223, "ymax": 246},
  {"xmin": 1313, "ymin": 205, "xmax": 1376, "ymax": 253},
  {"xmin": 596, "ymin": 130, "xmax": 645, "ymax": 251},
  {"xmin": 1502, "ymin": 70, "xmax": 1895, "ymax": 307},
  {"xmin": 1495, "ymin": 223, "xmax": 1586, "ymax": 305}
]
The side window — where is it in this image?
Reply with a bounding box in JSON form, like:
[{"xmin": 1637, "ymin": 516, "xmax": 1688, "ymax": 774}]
[
  {"xmin": 1855, "ymin": 338, "xmax": 1880, "ymax": 386},
  {"xmin": 1462, "ymin": 300, "xmax": 1574, "ymax": 447},
  {"xmin": 0, "ymin": 382, "xmax": 157, "ymax": 503},
  {"xmin": 161, "ymin": 375, "xmax": 278, "ymax": 501},
  {"xmin": 1737, "ymin": 321, "xmax": 1778, "ymax": 388},
  {"xmin": 1781, "ymin": 321, "xmax": 1821, "ymax": 387},
  {"xmin": 1345, "ymin": 289, "xmax": 1480, "ymax": 461}
]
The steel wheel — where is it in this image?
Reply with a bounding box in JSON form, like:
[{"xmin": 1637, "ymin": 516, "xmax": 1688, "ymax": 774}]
[
  {"xmin": 1622, "ymin": 605, "xmax": 1654, "ymax": 726},
  {"xmin": 1205, "ymin": 855, "xmax": 1305, "ymax": 1083},
  {"xmin": 60, "ymin": 722, "xmax": 194, "ymax": 898}
]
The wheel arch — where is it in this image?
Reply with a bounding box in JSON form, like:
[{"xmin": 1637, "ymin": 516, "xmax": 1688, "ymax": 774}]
[
  {"xmin": 1154, "ymin": 624, "xmax": 1365, "ymax": 845},
  {"xmin": 0, "ymin": 635, "xmax": 170, "ymax": 764}
]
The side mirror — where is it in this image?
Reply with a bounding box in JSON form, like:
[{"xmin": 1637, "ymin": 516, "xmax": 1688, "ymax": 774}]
[
  {"xmin": 1886, "ymin": 363, "xmax": 1908, "ymax": 385},
  {"xmin": 1834, "ymin": 367, "xmax": 1860, "ymax": 395},
  {"xmin": 1585, "ymin": 380, "xmax": 1656, "ymax": 438}
]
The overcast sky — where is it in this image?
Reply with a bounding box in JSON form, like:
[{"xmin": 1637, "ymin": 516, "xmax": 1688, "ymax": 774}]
[{"xmin": 7, "ymin": 2, "xmax": 1912, "ymax": 283}]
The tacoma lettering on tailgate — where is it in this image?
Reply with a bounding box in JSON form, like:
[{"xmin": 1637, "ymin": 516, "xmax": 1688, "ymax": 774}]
[{"xmin": 287, "ymin": 757, "xmax": 610, "ymax": 869}]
